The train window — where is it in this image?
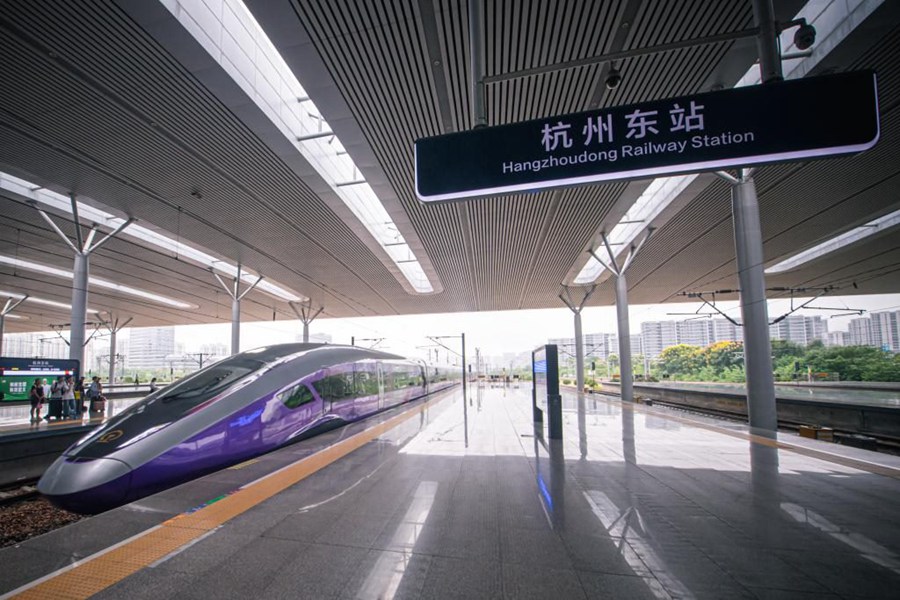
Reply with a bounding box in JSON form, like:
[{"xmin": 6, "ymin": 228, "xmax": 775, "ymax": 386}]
[
  {"xmin": 312, "ymin": 370, "xmax": 355, "ymax": 402},
  {"xmin": 279, "ymin": 383, "xmax": 314, "ymax": 409},
  {"xmin": 355, "ymin": 366, "xmax": 379, "ymax": 397}
]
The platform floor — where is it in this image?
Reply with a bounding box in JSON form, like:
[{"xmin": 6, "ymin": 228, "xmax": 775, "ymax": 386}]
[
  {"xmin": 2, "ymin": 385, "xmax": 900, "ymax": 599},
  {"xmin": 0, "ymin": 397, "xmax": 143, "ymax": 435}
]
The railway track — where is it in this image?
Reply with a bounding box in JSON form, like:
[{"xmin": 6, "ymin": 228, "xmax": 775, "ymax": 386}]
[
  {"xmin": 0, "ymin": 479, "xmax": 40, "ymax": 508},
  {"xmin": 637, "ymin": 396, "xmax": 900, "ymax": 455}
]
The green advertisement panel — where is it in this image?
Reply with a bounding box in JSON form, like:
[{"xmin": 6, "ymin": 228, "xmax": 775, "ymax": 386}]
[{"xmin": 0, "ymin": 357, "xmax": 80, "ymax": 401}]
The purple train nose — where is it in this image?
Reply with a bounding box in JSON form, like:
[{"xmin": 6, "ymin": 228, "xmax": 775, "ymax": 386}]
[{"xmin": 38, "ymin": 456, "xmax": 132, "ymax": 514}]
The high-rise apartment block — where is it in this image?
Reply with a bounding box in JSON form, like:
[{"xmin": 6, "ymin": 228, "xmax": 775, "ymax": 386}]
[{"xmin": 125, "ymin": 327, "xmax": 176, "ymax": 371}]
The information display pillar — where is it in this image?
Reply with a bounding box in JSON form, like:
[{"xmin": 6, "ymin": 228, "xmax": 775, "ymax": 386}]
[{"xmin": 532, "ymin": 344, "xmax": 562, "ymax": 439}]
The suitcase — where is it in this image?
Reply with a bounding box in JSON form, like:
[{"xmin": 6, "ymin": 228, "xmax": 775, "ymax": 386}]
[{"xmin": 91, "ymin": 398, "xmax": 106, "ymax": 413}]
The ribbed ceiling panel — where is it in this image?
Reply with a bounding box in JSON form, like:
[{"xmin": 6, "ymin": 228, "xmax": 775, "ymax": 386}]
[
  {"xmin": 0, "ymin": 0, "xmax": 407, "ymax": 318},
  {"xmin": 1, "ymin": 0, "xmax": 898, "ymax": 334}
]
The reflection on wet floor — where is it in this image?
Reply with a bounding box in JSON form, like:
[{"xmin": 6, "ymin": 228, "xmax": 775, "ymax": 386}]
[
  {"xmin": 0, "ymin": 397, "xmax": 143, "ymax": 432},
  {"xmin": 390, "ymin": 385, "xmax": 900, "ymax": 598},
  {"xmin": 354, "ymin": 481, "xmax": 437, "ymax": 599}
]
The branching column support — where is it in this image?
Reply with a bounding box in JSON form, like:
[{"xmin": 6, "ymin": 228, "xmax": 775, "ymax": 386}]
[
  {"xmin": 212, "ymin": 265, "xmax": 263, "ymax": 355},
  {"xmin": 558, "ymin": 284, "xmax": 597, "ymax": 393},
  {"xmin": 289, "ymin": 300, "xmax": 324, "ymax": 343},
  {"xmin": 0, "ymin": 295, "xmax": 28, "ymax": 355},
  {"xmin": 708, "ymin": 0, "xmax": 780, "ymax": 435},
  {"xmin": 588, "ymin": 228, "xmax": 654, "ymax": 404},
  {"xmin": 34, "ymin": 194, "xmax": 133, "ymax": 370},
  {"xmin": 100, "ymin": 313, "xmax": 133, "ymax": 388},
  {"xmin": 715, "ymin": 166, "xmax": 777, "ymax": 434}
]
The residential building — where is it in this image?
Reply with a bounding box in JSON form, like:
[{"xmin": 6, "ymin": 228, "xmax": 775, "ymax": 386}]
[
  {"xmin": 677, "ymin": 320, "xmax": 713, "ymax": 347},
  {"xmin": 769, "ymin": 315, "xmax": 827, "ymax": 346},
  {"xmin": 126, "ymin": 327, "xmax": 175, "ymax": 371},
  {"xmin": 826, "ymin": 331, "xmax": 848, "ymax": 347},
  {"xmin": 641, "ymin": 321, "xmax": 678, "ymax": 359},
  {"xmin": 870, "ymin": 310, "xmax": 900, "ymax": 352},
  {"xmin": 848, "ymin": 317, "xmax": 874, "ymax": 347},
  {"xmin": 2, "ymin": 332, "xmax": 68, "ymax": 358},
  {"xmin": 712, "ymin": 318, "xmax": 743, "ymax": 344}
]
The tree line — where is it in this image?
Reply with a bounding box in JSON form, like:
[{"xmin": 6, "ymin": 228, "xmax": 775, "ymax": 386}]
[{"xmin": 654, "ymin": 340, "xmax": 900, "ymax": 382}]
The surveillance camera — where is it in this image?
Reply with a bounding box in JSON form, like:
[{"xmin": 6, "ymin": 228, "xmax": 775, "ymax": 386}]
[
  {"xmin": 794, "ymin": 22, "xmax": 816, "ymax": 50},
  {"xmin": 605, "ymin": 68, "xmax": 621, "ymax": 90}
]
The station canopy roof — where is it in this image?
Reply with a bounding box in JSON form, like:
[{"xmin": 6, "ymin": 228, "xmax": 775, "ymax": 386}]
[{"xmin": 1, "ymin": 0, "xmax": 899, "ymax": 334}]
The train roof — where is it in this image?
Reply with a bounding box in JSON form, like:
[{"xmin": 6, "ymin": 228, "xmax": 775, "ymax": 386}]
[{"xmin": 235, "ymin": 343, "xmax": 406, "ymax": 365}]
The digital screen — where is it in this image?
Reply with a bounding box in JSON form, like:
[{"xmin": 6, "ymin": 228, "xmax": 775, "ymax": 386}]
[
  {"xmin": 533, "ymin": 348, "xmax": 547, "ymax": 410},
  {"xmin": 0, "ymin": 357, "xmax": 80, "ymax": 401}
]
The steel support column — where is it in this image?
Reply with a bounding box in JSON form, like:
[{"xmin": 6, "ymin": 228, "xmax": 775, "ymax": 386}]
[
  {"xmin": 559, "ymin": 285, "xmax": 597, "ymax": 393},
  {"xmin": 731, "ymin": 174, "xmax": 777, "ymax": 432},
  {"xmin": 231, "ymin": 295, "xmax": 241, "ymax": 355},
  {"xmin": 615, "ymin": 273, "xmax": 634, "ymax": 404},
  {"xmin": 102, "ymin": 314, "xmax": 132, "ymax": 401},
  {"xmin": 33, "ymin": 195, "xmax": 133, "ymax": 373},
  {"xmin": 574, "ymin": 310, "xmax": 584, "ymax": 390},
  {"xmin": 711, "ymin": 0, "xmax": 781, "ymax": 435},
  {"xmin": 588, "ymin": 229, "xmax": 652, "ymax": 405},
  {"xmin": 108, "ymin": 328, "xmax": 117, "ymax": 386},
  {"xmin": 212, "ymin": 265, "xmax": 263, "ymax": 356},
  {"xmin": 70, "ymin": 253, "xmax": 89, "ymax": 368},
  {"xmin": 289, "ymin": 301, "xmax": 324, "ymax": 343},
  {"xmin": 461, "ymin": 332, "xmax": 468, "ymax": 447}
]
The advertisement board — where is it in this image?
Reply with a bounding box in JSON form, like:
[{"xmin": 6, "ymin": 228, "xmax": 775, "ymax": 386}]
[{"xmin": 0, "ymin": 357, "xmax": 81, "ymax": 402}]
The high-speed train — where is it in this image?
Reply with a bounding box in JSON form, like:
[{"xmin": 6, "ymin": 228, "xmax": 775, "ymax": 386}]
[{"xmin": 38, "ymin": 344, "xmax": 459, "ymax": 514}]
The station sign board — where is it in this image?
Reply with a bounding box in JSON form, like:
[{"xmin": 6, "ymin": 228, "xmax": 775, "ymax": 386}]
[
  {"xmin": 415, "ymin": 70, "xmax": 879, "ymax": 202},
  {"xmin": 0, "ymin": 357, "xmax": 80, "ymax": 402}
]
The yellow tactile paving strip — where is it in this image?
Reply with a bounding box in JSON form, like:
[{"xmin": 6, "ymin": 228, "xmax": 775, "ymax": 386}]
[
  {"xmin": 624, "ymin": 400, "xmax": 900, "ymax": 479},
  {"xmin": 7, "ymin": 399, "xmax": 434, "ymax": 599}
]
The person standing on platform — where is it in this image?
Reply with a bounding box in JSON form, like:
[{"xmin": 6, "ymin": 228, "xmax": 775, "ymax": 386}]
[
  {"xmin": 74, "ymin": 376, "xmax": 86, "ymax": 416},
  {"xmin": 41, "ymin": 379, "xmax": 52, "ymax": 404},
  {"xmin": 48, "ymin": 376, "xmax": 64, "ymax": 420},
  {"xmin": 62, "ymin": 375, "xmax": 76, "ymax": 419},
  {"xmin": 149, "ymin": 377, "xmax": 158, "ymax": 393},
  {"xmin": 88, "ymin": 376, "xmax": 104, "ymax": 413},
  {"xmin": 29, "ymin": 378, "xmax": 44, "ymax": 422}
]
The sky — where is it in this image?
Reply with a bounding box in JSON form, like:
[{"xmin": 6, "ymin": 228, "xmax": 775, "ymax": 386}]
[{"xmin": 175, "ymin": 293, "xmax": 900, "ymax": 362}]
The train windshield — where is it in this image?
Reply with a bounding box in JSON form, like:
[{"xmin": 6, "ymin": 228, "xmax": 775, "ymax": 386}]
[
  {"xmin": 159, "ymin": 358, "xmax": 263, "ymax": 409},
  {"xmin": 68, "ymin": 354, "xmax": 269, "ymax": 458}
]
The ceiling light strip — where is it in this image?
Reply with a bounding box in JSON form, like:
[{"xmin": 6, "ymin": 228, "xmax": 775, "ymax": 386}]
[
  {"xmin": 0, "ymin": 172, "xmax": 303, "ymax": 302},
  {"xmin": 766, "ymin": 208, "xmax": 900, "ymax": 273},
  {"xmin": 0, "ymin": 255, "xmax": 193, "ymax": 309},
  {"xmin": 0, "ymin": 289, "xmax": 100, "ymax": 314},
  {"xmin": 159, "ymin": 0, "xmax": 433, "ymax": 293}
]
